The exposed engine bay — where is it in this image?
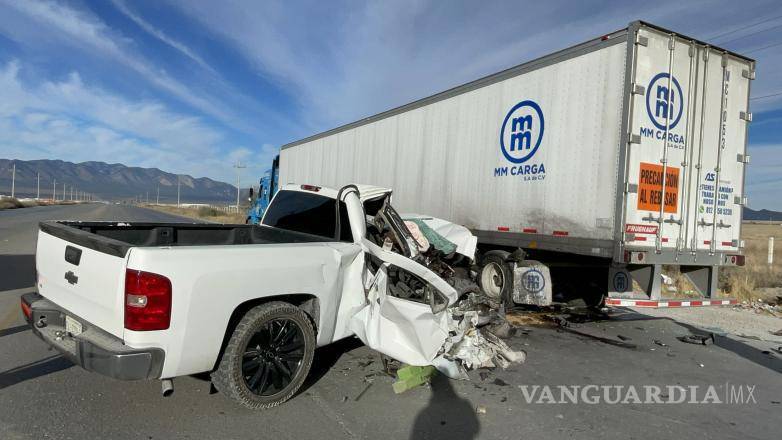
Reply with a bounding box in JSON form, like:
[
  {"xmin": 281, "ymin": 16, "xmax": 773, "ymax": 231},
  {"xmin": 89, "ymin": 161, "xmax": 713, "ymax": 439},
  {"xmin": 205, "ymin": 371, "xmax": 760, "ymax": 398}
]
[{"xmin": 359, "ymin": 196, "xmax": 525, "ymax": 378}]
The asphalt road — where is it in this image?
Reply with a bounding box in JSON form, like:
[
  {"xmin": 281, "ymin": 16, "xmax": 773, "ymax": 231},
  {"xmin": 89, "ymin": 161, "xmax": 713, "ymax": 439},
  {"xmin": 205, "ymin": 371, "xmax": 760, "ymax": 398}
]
[{"xmin": 0, "ymin": 204, "xmax": 780, "ymax": 440}]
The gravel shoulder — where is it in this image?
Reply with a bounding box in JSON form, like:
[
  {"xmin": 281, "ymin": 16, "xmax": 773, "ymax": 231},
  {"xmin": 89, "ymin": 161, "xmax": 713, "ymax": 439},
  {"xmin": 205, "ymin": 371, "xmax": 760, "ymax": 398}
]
[{"xmin": 635, "ymin": 305, "xmax": 782, "ymax": 345}]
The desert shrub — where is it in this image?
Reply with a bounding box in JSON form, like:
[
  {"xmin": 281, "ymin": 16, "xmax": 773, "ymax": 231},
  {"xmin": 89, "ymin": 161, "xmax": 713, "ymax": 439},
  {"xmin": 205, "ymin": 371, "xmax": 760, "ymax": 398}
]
[
  {"xmin": 720, "ymin": 267, "xmax": 757, "ymax": 302},
  {"xmin": 197, "ymin": 206, "xmax": 221, "ymax": 217},
  {"xmin": 719, "ymin": 234, "xmax": 781, "ymax": 300},
  {"xmin": 0, "ymin": 197, "xmax": 24, "ymax": 209}
]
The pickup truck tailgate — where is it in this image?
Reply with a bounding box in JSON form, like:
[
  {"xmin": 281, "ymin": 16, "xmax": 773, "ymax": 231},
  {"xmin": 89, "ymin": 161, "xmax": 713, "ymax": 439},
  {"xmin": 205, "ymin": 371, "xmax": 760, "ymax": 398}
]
[{"xmin": 36, "ymin": 228, "xmax": 128, "ymax": 338}]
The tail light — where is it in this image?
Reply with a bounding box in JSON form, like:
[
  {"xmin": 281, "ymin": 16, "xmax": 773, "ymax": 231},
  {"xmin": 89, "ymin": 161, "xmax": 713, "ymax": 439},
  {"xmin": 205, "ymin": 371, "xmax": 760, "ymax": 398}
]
[
  {"xmin": 727, "ymin": 254, "xmax": 745, "ymax": 267},
  {"xmin": 124, "ymin": 269, "xmax": 172, "ymax": 331},
  {"xmin": 300, "ymin": 184, "xmax": 321, "ymax": 192}
]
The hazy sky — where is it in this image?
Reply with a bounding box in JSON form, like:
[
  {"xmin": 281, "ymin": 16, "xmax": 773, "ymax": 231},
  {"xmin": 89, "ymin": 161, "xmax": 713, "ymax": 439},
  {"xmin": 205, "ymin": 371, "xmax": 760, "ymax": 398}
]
[{"xmin": 0, "ymin": 0, "xmax": 780, "ymax": 209}]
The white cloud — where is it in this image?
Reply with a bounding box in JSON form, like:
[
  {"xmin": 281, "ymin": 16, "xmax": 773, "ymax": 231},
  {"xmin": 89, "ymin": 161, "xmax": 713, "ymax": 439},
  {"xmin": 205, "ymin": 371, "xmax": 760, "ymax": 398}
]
[
  {"xmin": 0, "ymin": 60, "xmax": 272, "ymax": 183},
  {"xmin": 110, "ymin": 0, "xmax": 214, "ymax": 73},
  {"xmin": 0, "ymin": 0, "xmax": 255, "ymax": 133}
]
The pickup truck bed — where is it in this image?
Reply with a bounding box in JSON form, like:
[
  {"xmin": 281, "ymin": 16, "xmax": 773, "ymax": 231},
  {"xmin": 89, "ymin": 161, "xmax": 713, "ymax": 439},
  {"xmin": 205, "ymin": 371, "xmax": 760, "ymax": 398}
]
[{"xmin": 40, "ymin": 221, "xmax": 332, "ymax": 257}]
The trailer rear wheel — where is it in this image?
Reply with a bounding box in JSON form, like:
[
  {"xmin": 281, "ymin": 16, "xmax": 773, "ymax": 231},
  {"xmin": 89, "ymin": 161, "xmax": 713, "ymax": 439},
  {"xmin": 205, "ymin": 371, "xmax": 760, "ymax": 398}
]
[{"xmin": 478, "ymin": 251, "xmax": 514, "ymax": 305}]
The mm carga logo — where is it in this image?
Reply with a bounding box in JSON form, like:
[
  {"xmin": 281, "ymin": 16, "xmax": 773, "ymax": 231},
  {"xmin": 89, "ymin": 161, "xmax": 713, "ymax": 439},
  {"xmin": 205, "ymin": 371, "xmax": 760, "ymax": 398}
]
[
  {"xmin": 646, "ymin": 73, "xmax": 683, "ymax": 130},
  {"xmin": 640, "ymin": 73, "xmax": 686, "ymax": 148},
  {"xmin": 500, "ymin": 100, "xmax": 544, "ymax": 163},
  {"xmin": 494, "ymin": 100, "xmax": 546, "ymax": 181}
]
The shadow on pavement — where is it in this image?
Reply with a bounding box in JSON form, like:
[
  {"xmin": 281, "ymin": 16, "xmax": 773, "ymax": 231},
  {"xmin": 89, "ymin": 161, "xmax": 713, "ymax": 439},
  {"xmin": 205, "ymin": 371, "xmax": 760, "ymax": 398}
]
[
  {"xmin": 676, "ymin": 321, "xmax": 782, "ymax": 374},
  {"xmin": 0, "ymin": 324, "xmax": 29, "ymax": 338},
  {"xmin": 0, "ymin": 355, "xmax": 73, "ymax": 390},
  {"xmin": 0, "ymin": 254, "xmax": 36, "ymax": 292},
  {"xmin": 181, "ymin": 337, "xmax": 366, "ymax": 398},
  {"xmin": 299, "ymin": 337, "xmax": 365, "ymax": 394},
  {"xmin": 410, "ymin": 373, "xmax": 480, "ymax": 440},
  {"xmin": 588, "ymin": 308, "xmax": 782, "ymax": 375}
]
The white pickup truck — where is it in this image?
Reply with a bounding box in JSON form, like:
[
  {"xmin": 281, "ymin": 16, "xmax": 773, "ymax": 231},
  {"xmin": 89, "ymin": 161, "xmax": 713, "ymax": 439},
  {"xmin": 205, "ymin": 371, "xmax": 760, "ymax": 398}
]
[{"xmin": 23, "ymin": 184, "xmax": 495, "ymax": 409}]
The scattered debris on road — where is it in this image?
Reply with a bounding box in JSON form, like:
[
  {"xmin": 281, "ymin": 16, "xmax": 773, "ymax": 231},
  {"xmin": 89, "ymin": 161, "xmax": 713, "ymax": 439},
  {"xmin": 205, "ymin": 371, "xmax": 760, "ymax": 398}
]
[
  {"xmin": 677, "ymin": 334, "xmax": 714, "ymax": 345},
  {"xmin": 733, "ymin": 298, "xmax": 782, "ymax": 318},
  {"xmin": 392, "ymin": 365, "xmax": 437, "ymax": 394}
]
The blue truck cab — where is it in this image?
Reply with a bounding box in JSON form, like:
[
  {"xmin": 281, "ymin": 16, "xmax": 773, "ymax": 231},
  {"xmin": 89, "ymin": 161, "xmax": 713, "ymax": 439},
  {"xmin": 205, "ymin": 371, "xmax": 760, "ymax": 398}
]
[{"xmin": 246, "ymin": 155, "xmax": 279, "ymax": 224}]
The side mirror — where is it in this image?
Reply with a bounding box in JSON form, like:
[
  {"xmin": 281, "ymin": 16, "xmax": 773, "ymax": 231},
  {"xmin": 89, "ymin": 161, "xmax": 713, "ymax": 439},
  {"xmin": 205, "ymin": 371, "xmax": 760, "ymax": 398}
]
[{"xmin": 249, "ymin": 187, "xmax": 254, "ymax": 198}]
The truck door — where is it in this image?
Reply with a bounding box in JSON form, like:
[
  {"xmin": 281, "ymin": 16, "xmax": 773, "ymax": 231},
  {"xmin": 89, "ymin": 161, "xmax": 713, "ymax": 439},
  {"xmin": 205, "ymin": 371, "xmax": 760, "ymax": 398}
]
[
  {"xmin": 623, "ymin": 25, "xmax": 751, "ymax": 256},
  {"xmin": 338, "ymin": 188, "xmax": 457, "ymax": 366},
  {"xmin": 349, "ymin": 240, "xmax": 457, "ymax": 366}
]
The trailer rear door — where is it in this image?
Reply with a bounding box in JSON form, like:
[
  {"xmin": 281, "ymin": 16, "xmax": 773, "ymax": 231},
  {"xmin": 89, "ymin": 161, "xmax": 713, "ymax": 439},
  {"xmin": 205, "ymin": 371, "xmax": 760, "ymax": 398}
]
[{"xmin": 623, "ymin": 24, "xmax": 752, "ymax": 257}]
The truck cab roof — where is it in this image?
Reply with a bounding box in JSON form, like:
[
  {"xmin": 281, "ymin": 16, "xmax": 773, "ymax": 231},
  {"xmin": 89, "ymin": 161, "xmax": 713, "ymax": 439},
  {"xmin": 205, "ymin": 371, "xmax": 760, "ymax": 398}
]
[{"xmin": 279, "ymin": 183, "xmax": 392, "ymax": 202}]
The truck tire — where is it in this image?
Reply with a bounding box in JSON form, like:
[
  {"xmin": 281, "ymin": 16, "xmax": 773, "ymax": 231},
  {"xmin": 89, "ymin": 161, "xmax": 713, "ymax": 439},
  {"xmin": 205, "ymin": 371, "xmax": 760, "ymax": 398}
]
[
  {"xmin": 212, "ymin": 301, "xmax": 315, "ymax": 409},
  {"xmin": 478, "ymin": 250, "xmax": 514, "ymax": 306}
]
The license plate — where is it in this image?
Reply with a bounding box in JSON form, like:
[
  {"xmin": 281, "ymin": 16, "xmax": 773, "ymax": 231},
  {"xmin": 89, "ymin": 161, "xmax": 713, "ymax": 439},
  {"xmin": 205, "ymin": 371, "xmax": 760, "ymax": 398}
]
[{"xmin": 65, "ymin": 315, "xmax": 83, "ymax": 336}]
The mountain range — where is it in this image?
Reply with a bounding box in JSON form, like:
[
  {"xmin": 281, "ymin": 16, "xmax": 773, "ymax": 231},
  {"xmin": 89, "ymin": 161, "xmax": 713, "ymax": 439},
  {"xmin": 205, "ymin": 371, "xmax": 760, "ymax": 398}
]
[
  {"xmin": 743, "ymin": 207, "xmax": 782, "ymax": 222},
  {"xmin": 2, "ymin": 158, "xmax": 781, "ymax": 218},
  {"xmin": 0, "ymin": 159, "xmax": 238, "ymax": 204}
]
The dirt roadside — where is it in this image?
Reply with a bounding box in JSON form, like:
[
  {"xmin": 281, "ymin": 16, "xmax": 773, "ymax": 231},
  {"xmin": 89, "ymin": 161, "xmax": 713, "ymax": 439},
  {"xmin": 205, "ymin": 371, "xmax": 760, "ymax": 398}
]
[
  {"xmin": 142, "ymin": 204, "xmax": 246, "ymax": 224},
  {"xmin": 635, "ymin": 302, "xmax": 782, "ymax": 345}
]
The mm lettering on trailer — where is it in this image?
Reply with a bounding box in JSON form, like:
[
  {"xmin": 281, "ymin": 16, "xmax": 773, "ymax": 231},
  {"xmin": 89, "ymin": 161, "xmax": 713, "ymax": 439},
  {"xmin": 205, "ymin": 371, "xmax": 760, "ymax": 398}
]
[
  {"xmin": 637, "ymin": 162, "xmax": 680, "ymax": 213},
  {"xmin": 495, "ymin": 100, "xmax": 546, "ymax": 181},
  {"xmin": 639, "ymin": 73, "xmax": 686, "ymax": 148}
]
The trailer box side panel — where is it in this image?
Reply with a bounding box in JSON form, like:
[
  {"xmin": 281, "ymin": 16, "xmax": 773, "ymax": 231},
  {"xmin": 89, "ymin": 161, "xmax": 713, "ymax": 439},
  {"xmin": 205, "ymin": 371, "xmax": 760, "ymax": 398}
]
[
  {"xmin": 281, "ymin": 36, "xmax": 629, "ymax": 258},
  {"xmin": 279, "ymin": 22, "xmax": 751, "ymax": 265}
]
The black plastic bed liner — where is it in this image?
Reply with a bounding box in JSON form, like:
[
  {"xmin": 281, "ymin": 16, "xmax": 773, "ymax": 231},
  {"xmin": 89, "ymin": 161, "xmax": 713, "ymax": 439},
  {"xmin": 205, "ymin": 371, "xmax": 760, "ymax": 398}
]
[{"xmin": 39, "ymin": 221, "xmax": 333, "ymax": 258}]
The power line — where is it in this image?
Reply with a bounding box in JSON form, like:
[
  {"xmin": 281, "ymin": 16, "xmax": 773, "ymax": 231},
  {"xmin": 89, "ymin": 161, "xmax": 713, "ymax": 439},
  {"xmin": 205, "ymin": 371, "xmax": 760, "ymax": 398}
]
[
  {"xmin": 750, "ymin": 91, "xmax": 782, "ymax": 101},
  {"xmin": 707, "ymin": 14, "xmax": 782, "ymax": 41},
  {"xmin": 718, "ymin": 23, "xmax": 782, "ymax": 45},
  {"xmin": 745, "ymin": 39, "xmax": 782, "ymax": 54}
]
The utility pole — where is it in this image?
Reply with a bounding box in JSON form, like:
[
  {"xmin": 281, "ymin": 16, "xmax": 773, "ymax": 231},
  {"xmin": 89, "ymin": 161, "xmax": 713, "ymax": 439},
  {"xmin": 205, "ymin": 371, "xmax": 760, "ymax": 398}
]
[
  {"xmin": 70, "ymin": 186, "xmax": 73, "ymax": 201},
  {"xmin": 62, "ymin": 183, "xmax": 65, "ymax": 201},
  {"xmin": 52, "ymin": 179, "xmax": 56, "ymax": 201},
  {"xmin": 156, "ymin": 185, "xmax": 160, "ymax": 204},
  {"xmin": 146, "ymin": 191, "xmax": 149, "ymax": 205},
  {"xmin": 10, "ymin": 162, "xmax": 15, "ymax": 198},
  {"xmin": 177, "ymin": 175, "xmax": 181, "ymax": 207},
  {"xmin": 233, "ymin": 162, "xmax": 246, "ymax": 208},
  {"xmin": 36, "ymin": 172, "xmax": 40, "ymax": 199}
]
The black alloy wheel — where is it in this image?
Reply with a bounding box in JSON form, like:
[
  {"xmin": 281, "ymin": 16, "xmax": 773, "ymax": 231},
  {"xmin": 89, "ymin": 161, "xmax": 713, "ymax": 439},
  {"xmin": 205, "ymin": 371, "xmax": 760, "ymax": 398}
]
[
  {"xmin": 241, "ymin": 318, "xmax": 305, "ymax": 396},
  {"xmin": 211, "ymin": 301, "xmax": 316, "ymax": 409}
]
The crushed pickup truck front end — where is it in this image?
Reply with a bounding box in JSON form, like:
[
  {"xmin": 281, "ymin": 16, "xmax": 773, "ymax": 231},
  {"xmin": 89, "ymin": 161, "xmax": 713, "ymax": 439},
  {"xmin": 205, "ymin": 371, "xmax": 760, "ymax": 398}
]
[{"xmin": 22, "ymin": 292, "xmax": 165, "ymax": 380}]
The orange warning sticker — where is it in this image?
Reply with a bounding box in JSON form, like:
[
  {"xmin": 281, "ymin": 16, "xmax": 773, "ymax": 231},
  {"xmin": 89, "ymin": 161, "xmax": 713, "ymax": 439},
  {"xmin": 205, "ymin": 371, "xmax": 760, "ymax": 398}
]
[{"xmin": 637, "ymin": 163, "xmax": 679, "ymax": 213}]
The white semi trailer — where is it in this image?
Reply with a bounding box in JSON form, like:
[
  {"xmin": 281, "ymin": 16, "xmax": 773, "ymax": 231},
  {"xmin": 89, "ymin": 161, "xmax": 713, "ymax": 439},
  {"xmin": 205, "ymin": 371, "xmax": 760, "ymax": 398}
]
[{"xmin": 277, "ymin": 21, "xmax": 753, "ymax": 306}]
